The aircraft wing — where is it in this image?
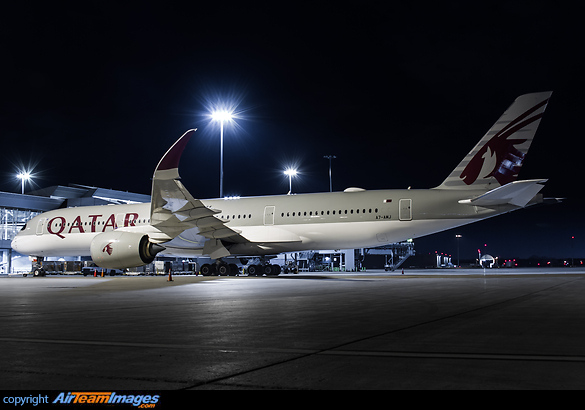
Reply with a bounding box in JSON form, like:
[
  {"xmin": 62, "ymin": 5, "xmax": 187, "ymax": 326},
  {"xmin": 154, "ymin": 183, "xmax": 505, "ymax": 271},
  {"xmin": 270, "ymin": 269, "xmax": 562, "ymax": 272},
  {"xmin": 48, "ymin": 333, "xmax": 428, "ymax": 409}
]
[
  {"xmin": 149, "ymin": 130, "xmax": 243, "ymax": 247},
  {"xmin": 458, "ymin": 179, "xmax": 547, "ymax": 207},
  {"xmin": 149, "ymin": 130, "xmax": 303, "ymax": 259}
]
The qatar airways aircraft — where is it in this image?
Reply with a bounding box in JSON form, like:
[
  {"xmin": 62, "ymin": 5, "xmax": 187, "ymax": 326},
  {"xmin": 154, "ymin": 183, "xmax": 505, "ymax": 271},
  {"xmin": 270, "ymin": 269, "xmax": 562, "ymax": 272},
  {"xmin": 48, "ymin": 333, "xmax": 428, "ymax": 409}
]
[{"xmin": 12, "ymin": 92, "xmax": 552, "ymax": 276}]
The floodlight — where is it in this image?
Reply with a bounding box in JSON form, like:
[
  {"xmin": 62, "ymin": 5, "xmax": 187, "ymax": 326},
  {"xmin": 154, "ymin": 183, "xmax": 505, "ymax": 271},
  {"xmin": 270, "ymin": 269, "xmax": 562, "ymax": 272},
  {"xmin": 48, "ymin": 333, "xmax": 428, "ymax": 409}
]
[
  {"xmin": 211, "ymin": 110, "xmax": 234, "ymax": 122},
  {"xmin": 284, "ymin": 168, "xmax": 298, "ymax": 194},
  {"xmin": 17, "ymin": 171, "xmax": 32, "ymax": 194}
]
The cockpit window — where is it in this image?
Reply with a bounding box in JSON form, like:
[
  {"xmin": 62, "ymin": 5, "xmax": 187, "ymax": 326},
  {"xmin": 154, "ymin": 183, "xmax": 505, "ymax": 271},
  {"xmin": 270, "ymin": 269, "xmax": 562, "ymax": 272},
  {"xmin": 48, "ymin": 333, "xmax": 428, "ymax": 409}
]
[{"xmin": 20, "ymin": 223, "xmax": 27, "ymax": 231}]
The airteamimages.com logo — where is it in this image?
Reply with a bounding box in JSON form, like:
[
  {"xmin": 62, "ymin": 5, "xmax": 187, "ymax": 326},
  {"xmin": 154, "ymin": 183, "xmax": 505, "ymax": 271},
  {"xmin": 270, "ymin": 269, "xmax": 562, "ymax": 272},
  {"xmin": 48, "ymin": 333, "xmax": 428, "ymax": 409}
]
[{"xmin": 3, "ymin": 392, "xmax": 160, "ymax": 408}]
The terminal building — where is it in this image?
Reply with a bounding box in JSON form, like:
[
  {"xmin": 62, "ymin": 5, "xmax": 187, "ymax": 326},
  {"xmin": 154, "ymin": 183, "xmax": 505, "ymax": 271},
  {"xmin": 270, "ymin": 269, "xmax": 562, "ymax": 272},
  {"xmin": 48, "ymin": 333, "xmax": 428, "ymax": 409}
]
[{"xmin": 1, "ymin": 185, "xmax": 415, "ymax": 275}]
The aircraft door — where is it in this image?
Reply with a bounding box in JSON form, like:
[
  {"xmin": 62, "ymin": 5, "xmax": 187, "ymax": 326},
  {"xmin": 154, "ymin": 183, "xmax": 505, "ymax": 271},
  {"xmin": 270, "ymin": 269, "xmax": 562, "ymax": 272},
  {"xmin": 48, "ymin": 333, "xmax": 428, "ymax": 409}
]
[
  {"xmin": 399, "ymin": 199, "xmax": 412, "ymax": 221},
  {"xmin": 263, "ymin": 206, "xmax": 275, "ymax": 226},
  {"xmin": 36, "ymin": 218, "xmax": 45, "ymax": 235}
]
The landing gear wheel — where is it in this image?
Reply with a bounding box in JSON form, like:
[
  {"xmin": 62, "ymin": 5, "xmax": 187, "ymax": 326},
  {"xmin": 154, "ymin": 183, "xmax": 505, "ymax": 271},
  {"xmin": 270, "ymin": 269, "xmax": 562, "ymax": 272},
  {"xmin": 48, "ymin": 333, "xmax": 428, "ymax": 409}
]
[
  {"xmin": 247, "ymin": 264, "xmax": 259, "ymax": 276},
  {"xmin": 217, "ymin": 262, "xmax": 229, "ymax": 276},
  {"xmin": 33, "ymin": 268, "xmax": 45, "ymax": 277},
  {"xmin": 263, "ymin": 264, "xmax": 281, "ymax": 276},
  {"xmin": 200, "ymin": 264, "xmax": 214, "ymax": 276}
]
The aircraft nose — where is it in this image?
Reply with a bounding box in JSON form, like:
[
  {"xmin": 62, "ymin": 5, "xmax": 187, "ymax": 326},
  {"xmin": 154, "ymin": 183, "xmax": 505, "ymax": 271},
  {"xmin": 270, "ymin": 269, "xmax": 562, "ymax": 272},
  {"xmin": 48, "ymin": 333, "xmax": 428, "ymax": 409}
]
[{"xmin": 11, "ymin": 235, "xmax": 21, "ymax": 252}]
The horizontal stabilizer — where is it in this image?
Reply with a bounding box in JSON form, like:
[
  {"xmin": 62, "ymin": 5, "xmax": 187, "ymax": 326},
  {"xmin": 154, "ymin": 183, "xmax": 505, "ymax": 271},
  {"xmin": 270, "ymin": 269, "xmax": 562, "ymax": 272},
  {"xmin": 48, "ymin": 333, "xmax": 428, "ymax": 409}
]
[{"xmin": 458, "ymin": 179, "xmax": 547, "ymax": 207}]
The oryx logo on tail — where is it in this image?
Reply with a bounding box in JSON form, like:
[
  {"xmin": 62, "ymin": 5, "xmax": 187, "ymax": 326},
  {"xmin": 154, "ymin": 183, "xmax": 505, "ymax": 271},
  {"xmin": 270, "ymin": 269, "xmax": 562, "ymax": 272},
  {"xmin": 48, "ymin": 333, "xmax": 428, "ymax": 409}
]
[
  {"xmin": 460, "ymin": 98, "xmax": 549, "ymax": 186},
  {"xmin": 436, "ymin": 92, "xmax": 551, "ymax": 190}
]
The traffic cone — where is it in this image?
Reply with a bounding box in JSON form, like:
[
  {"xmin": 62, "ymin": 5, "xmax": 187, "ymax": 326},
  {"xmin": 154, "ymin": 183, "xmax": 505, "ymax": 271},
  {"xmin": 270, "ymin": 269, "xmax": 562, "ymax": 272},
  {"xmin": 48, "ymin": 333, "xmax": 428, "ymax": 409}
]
[
  {"xmin": 101, "ymin": 270, "xmax": 104, "ymax": 277},
  {"xmin": 167, "ymin": 269, "xmax": 173, "ymax": 282},
  {"xmin": 401, "ymin": 268, "xmax": 404, "ymax": 275},
  {"xmin": 94, "ymin": 269, "xmax": 97, "ymax": 277}
]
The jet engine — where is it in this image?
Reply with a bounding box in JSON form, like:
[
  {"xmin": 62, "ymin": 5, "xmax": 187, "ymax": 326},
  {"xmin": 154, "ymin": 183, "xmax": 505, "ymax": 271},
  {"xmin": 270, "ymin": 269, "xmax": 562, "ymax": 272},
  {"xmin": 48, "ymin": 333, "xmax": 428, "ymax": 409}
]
[{"xmin": 90, "ymin": 231, "xmax": 165, "ymax": 269}]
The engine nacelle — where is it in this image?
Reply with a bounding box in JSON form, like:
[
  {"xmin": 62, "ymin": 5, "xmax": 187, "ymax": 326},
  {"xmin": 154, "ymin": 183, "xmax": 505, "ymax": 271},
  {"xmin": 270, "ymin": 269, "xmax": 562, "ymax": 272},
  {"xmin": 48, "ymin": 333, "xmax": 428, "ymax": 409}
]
[{"xmin": 90, "ymin": 231, "xmax": 165, "ymax": 269}]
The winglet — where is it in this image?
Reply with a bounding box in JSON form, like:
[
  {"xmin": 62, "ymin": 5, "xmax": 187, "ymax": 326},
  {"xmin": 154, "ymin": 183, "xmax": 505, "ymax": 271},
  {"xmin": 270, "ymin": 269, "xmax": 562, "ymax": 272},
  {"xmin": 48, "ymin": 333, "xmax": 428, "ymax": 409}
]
[{"xmin": 154, "ymin": 129, "xmax": 196, "ymax": 179}]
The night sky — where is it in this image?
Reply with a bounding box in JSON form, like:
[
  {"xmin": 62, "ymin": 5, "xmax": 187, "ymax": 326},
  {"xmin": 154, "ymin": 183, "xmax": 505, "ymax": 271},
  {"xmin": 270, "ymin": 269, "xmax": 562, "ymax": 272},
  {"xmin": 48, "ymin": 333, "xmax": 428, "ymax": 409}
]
[{"xmin": 2, "ymin": 2, "xmax": 583, "ymax": 260}]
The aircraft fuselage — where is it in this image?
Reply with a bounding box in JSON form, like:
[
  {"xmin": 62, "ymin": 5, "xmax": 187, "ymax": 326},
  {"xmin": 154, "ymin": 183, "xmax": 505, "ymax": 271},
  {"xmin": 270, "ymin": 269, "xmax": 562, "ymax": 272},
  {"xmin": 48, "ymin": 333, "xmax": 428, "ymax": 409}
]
[{"xmin": 12, "ymin": 187, "xmax": 521, "ymax": 259}]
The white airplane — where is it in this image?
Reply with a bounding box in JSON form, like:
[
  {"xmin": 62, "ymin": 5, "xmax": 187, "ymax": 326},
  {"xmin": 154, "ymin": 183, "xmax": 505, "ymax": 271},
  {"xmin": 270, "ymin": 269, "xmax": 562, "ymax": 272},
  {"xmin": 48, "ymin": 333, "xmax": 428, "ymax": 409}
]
[{"xmin": 12, "ymin": 91, "xmax": 553, "ymax": 275}]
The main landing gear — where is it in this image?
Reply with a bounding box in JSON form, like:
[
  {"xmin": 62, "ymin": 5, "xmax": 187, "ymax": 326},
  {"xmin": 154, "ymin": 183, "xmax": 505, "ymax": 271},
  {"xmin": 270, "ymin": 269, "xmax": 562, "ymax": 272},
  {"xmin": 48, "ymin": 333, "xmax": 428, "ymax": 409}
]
[
  {"xmin": 199, "ymin": 258, "xmax": 281, "ymax": 277},
  {"xmin": 200, "ymin": 261, "xmax": 239, "ymax": 276},
  {"xmin": 246, "ymin": 263, "xmax": 281, "ymax": 276}
]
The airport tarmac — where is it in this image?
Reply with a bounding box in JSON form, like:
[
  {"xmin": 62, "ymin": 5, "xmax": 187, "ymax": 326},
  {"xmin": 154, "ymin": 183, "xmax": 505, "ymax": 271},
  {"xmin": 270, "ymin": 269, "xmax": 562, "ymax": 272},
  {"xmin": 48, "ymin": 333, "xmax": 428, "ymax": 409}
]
[{"xmin": 1, "ymin": 268, "xmax": 585, "ymax": 390}]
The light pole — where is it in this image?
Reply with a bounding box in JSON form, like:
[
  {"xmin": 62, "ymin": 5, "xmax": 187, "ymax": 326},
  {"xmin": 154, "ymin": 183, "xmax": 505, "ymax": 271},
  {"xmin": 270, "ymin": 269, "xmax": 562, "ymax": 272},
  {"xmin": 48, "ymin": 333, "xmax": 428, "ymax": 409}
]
[
  {"xmin": 17, "ymin": 171, "xmax": 31, "ymax": 194},
  {"xmin": 323, "ymin": 155, "xmax": 336, "ymax": 192},
  {"xmin": 455, "ymin": 234, "xmax": 462, "ymax": 267},
  {"xmin": 211, "ymin": 109, "xmax": 234, "ymax": 198},
  {"xmin": 571, "ymin": 235, "xmax": 575, "ymax": 266},
  {"xmin": 284, "ymin": 168, "xmax": 297, "ymax": 195}
]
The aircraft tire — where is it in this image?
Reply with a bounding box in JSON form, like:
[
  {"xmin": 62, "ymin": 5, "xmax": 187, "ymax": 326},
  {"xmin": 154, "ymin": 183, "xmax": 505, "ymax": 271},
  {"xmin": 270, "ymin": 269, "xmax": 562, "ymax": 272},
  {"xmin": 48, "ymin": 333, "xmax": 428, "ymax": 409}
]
[
  {"xmin": 217, "ymin": 263, "xmax": 229, "ymax": 276},
  {"xmin": 200, "ymin": 264, "xmax": 213, "ymax": 276},
  {"xmin": 247, "ymin": 265, "xmax": 259, "ymax": 276},
  {"xmin": 261, "ymin": 265, "xmax": 272, "ymax": 275},
  {"xmin": 264, "ymin": 264, "xmax": 280, "ymax": 276},
  {"xmin": 260, "ymin": 264, "xmax": 278, "ymax": 276}
]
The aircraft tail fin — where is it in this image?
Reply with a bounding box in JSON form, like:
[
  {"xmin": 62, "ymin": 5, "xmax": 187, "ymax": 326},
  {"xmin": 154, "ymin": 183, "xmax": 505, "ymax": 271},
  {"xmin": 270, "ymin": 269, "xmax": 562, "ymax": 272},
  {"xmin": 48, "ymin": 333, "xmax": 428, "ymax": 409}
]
[{"xmin": 436, "ymin": 91, "xmax": 552, "ymax": 191}]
